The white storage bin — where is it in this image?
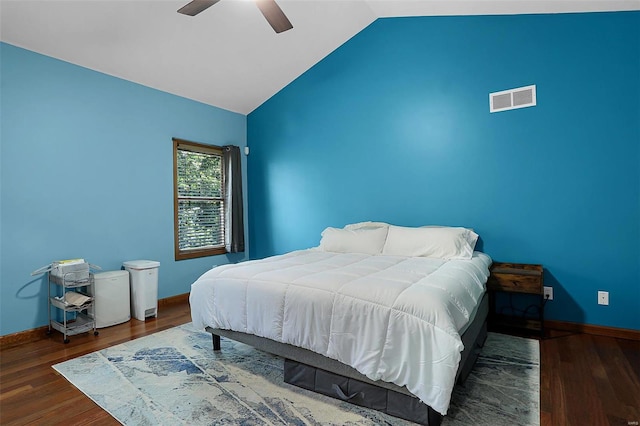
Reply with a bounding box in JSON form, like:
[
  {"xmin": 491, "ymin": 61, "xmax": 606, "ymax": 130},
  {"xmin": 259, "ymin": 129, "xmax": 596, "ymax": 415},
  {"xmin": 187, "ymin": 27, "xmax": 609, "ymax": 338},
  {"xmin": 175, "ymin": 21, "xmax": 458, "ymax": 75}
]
[
  {"xmin": 123, "ymin": 260, "xmax": 160, "ymax": 321},
  {"xmin": 90, "ymin": 270, "xmax": 130, "ymax": 328}
]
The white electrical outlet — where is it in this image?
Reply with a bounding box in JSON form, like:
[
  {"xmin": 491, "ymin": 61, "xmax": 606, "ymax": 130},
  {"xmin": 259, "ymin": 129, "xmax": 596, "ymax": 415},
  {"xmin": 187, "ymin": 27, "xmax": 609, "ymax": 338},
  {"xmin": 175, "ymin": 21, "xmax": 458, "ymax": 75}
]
[
  {"xmin": 543, "ymin": 286, "xmax": 553, "ymax": 301},
  {"xmin": 597, "ymin": 291, "xmax": 609, "ymax": 305}
]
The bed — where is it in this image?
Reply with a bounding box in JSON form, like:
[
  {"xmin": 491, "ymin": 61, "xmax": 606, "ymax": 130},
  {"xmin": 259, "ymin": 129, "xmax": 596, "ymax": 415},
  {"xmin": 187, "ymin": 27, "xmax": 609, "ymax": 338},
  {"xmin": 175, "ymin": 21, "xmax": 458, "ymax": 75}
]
[{"xmin": 190, "ymin": 223, "xmax": 492, "ymax": 425}]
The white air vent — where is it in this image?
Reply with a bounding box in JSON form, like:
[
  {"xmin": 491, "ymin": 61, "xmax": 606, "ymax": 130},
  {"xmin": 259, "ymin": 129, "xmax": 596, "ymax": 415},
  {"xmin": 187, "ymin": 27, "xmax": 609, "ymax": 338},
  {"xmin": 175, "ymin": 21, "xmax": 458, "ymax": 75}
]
[{"xmin": 490, "ymin": 85, "xmax": 536, "ymax": 113}]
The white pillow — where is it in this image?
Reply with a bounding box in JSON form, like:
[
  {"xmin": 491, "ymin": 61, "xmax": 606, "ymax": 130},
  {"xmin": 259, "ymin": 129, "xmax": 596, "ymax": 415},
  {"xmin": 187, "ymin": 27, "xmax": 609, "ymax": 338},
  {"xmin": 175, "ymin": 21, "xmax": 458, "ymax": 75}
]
[
  {"xmin": 343, "ymin": 221, "xmax": 390, "ymax": 231},
  {"xmin": 319, "ymin": 227, "xmax": 388, "ymax": 255},
  {"xmin": 382, "ymin": 225, "xmax": 478, "ymax": 259}
]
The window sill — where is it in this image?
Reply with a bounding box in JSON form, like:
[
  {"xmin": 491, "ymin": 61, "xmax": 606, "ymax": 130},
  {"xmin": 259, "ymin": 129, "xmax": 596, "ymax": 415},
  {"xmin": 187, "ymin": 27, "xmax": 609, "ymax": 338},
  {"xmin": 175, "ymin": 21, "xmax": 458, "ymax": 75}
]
[{"xmin": 175, "ymin": 247, "xmax": 227, "ymax": 261}]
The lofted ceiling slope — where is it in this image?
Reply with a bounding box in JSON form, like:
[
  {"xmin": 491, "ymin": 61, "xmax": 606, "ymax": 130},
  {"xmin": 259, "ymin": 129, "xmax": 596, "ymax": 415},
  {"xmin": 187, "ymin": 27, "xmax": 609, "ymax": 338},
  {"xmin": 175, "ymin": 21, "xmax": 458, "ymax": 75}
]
[{"xmin": 1, "ymin": 0, "xmax": 639, "ymax": 114}]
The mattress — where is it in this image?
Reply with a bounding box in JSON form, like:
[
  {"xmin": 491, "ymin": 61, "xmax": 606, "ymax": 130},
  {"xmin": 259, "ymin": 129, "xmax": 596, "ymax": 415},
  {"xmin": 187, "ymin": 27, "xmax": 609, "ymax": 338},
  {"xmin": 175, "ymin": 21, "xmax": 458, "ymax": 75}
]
[{"xmin": 190, "ymin": 249, "xmax": 492, "ymax": 414}]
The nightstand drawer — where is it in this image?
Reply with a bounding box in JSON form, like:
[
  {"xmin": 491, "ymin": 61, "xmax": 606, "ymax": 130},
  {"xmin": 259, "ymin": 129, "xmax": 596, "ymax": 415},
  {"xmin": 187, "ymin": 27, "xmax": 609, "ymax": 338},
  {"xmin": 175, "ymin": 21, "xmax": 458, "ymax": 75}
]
[
  {"xmin": 488, "ymin": 263, "xmax": 543, "ymax": 294},
  {"xmin": 488, "ymin": 272, "xmax": 542, "ymax": 294}
]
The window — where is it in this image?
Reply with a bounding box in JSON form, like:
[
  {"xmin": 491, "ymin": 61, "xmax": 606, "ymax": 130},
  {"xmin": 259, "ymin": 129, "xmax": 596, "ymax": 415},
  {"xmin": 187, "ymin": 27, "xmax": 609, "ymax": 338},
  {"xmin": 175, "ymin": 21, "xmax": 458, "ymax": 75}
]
[{"xmin": 173, "ymin": 138, "xmax": 226, "ymax": 260}]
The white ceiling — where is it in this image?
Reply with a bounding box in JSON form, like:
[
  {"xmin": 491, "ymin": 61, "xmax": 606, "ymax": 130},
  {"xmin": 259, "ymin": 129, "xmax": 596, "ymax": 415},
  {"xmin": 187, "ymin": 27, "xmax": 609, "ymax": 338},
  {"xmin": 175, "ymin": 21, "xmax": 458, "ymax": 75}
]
[{"xmin": 1, "ymin": 0, "xmax": 639, "ymax": 115}]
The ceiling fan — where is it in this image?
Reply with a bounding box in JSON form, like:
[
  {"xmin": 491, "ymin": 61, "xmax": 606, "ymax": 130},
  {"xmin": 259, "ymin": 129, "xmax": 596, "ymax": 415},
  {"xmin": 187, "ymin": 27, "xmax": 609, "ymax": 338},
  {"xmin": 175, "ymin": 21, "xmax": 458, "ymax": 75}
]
[{"xmin": 178, "ymin": 0, "xmax": 293, "ymax": 33}]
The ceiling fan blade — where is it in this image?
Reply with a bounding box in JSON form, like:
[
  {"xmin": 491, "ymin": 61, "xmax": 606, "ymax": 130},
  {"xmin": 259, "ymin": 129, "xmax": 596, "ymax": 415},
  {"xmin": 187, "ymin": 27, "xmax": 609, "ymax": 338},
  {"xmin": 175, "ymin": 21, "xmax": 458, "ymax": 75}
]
[
  {"xmin": 255, "ymin": 0, "xmax": 293, "ymax": 33},
  {"xmin": 177, "ymin": 0, "xmax": 221, "ymax": 16}
]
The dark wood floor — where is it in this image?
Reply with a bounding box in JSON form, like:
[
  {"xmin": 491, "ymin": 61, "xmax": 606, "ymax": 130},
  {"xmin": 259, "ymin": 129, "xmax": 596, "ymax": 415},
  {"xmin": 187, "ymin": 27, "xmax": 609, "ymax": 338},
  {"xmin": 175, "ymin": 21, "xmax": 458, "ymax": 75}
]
[
  {"xmin": 540, "ymin": 329, "xmax": 640, "ymax": 426},
  {"xmin": 1, "ymin": 301, "xmax": 638, "ymax": 426}
]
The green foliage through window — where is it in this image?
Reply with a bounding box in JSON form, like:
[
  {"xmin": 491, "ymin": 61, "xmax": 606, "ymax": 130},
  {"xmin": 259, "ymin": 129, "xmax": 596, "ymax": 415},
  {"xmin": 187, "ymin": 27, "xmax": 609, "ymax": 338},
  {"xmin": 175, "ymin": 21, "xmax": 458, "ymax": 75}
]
[{"xmin": 174, "ymin": 139, "xmax": 225, "ymax": 259}]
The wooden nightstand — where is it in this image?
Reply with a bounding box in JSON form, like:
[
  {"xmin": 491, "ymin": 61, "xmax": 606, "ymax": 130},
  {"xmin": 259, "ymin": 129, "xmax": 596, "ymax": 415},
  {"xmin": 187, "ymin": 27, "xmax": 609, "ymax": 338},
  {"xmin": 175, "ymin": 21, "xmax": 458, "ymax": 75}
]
[{"xmin": 487, "ymin": 262, "xmax": 545, "ymax": 337}]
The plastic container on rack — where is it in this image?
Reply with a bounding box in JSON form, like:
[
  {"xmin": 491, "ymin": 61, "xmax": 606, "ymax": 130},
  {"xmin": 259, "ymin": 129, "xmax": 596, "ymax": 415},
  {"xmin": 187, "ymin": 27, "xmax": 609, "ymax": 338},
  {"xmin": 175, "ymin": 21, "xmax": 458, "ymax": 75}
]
[
  {"xmin": 90, "ymin": 270, "xmax": 131, "ymax": 328},
  {"xmin": 51, "ymin": 259, "xmax": 90, "ymax": 282},
  {"xmin": 123, "ymin": 260, "xmax": 160, "ymax": 321}
]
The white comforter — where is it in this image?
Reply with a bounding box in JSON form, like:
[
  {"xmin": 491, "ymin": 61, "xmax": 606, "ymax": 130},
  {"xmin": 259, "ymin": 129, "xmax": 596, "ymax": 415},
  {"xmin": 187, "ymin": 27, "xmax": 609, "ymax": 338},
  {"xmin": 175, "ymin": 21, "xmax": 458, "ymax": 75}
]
[{"xmin": 190, "ymin": 249, "xmax": 492, "ymax": 415}]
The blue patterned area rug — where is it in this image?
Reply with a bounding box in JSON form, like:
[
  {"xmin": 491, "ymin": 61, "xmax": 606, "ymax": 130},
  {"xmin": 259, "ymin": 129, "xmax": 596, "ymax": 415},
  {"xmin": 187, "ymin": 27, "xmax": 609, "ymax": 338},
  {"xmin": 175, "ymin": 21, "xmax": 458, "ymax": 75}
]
[{"xmin": 52, "ymin": 324, "xmax": 539, "ymax": 425}]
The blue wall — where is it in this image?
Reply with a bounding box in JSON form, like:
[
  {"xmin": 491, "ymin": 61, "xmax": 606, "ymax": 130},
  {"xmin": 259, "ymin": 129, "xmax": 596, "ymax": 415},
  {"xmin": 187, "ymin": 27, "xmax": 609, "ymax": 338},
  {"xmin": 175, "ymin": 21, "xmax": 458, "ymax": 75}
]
[
  {"xmin": 0, "ymin": 43, "xmax": 248, "ymax": 336},
  {"xmin": 248, "ymin": 12, "xmax": 640, "ymax": 330}
]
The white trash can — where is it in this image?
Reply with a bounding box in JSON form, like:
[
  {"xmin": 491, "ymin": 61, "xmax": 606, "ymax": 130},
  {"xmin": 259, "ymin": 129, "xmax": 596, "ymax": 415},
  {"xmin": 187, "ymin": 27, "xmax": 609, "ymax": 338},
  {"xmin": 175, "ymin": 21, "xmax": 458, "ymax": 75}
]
[{"xmin": 123, "ymin": 260, "xmax": 160, "ymax": 321}]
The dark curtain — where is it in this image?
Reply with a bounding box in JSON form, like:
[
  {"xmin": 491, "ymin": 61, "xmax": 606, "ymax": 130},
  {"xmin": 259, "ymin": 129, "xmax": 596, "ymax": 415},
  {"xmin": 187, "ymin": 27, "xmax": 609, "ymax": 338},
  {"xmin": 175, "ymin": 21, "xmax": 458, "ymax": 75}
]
[{"xmin": 222, "ymin": 145, "xmax": 245, "ymax": 253}]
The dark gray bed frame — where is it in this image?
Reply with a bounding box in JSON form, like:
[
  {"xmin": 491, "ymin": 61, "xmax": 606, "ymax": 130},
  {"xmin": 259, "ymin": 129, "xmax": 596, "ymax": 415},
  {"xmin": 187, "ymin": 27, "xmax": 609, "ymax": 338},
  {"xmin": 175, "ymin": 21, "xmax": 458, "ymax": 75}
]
[{"xmin": 205, "ymin": 292, "xmax": 489, "ymax": 425}]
